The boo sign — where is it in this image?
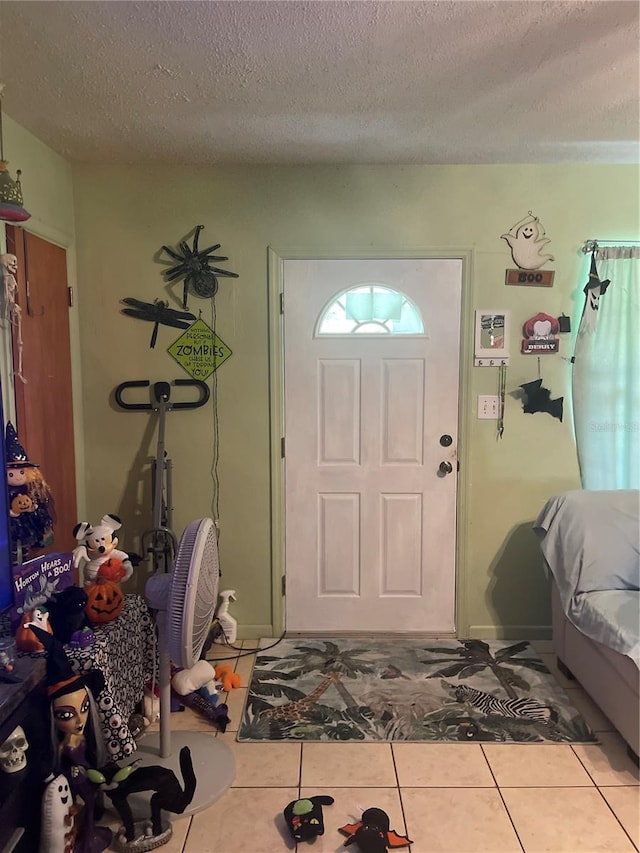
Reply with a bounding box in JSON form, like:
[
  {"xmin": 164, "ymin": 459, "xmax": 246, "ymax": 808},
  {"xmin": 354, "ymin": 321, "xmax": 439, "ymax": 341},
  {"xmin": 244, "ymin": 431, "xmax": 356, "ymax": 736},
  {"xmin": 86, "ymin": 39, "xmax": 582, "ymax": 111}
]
[{"xmin": 168, "ymin": 318, "xmax": 232, "ymax": 380}]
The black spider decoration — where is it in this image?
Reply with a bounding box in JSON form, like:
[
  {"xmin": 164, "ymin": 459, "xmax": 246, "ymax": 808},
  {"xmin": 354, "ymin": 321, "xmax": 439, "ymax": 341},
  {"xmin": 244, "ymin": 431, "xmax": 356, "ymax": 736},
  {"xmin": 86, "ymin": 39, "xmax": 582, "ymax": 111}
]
[
  {"xmin": 121, "ymin": 297, "xmax": 195, "ymax": 348},
  {"xmin": 161, "ymin": 224, "xmax": 239, "ymax": 309}
]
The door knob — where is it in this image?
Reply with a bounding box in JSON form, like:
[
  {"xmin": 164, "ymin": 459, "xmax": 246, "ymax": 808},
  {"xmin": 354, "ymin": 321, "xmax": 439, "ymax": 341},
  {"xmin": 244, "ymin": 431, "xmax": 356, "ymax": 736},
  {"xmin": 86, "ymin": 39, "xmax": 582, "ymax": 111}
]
[{"xmin": 439, "ymin": 460, "xmax": 453, "ymax": 475}]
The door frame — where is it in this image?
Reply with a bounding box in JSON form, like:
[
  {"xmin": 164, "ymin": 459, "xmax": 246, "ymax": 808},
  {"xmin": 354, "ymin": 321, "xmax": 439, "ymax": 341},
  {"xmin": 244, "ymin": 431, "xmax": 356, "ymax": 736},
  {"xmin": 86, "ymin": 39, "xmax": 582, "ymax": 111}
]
[{"xmin": 267, "ymin": 246, "xmax": 474, "ymax": 637}]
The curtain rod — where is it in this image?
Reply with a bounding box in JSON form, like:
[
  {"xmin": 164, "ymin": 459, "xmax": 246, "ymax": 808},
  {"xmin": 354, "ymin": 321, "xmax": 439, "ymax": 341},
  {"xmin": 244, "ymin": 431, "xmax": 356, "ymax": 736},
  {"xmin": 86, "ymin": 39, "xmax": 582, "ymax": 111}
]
[{"xmin": 582, "ymin": 239, "xmax": 640, "ymax": 253}]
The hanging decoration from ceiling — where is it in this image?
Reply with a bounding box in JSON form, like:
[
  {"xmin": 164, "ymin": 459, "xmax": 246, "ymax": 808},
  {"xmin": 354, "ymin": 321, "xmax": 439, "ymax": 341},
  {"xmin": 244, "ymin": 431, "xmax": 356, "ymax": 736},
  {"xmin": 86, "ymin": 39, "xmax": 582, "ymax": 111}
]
[
  {"xmin": 502, "ymin": 212, "xmax": 555, "ymax": 287},
  {"xmin": 0, "ymin": 87, "xmax": 30, "ymax": 223},
  {"xmin": 519, "ymin": 379, "xmax": 564, "ymax": 422},
  {"xmin": 577, "ymin": 250, "xmax": 610, "ymax": 337},
  {"xmin": 160, "ymin": 224, "xmax": 239, "ymax": 309},
  {"xmin": 120, "ymin": 298, "xmax": 195, "ymax": 348}
]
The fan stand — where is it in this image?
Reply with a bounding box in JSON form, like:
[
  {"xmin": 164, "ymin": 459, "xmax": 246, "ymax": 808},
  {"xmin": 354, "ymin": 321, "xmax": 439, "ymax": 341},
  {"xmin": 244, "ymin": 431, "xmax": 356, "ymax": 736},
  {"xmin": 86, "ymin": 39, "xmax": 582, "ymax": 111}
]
[{"xmin": 128, "ymin": 611, "xmax": 235, "ymax": 816}]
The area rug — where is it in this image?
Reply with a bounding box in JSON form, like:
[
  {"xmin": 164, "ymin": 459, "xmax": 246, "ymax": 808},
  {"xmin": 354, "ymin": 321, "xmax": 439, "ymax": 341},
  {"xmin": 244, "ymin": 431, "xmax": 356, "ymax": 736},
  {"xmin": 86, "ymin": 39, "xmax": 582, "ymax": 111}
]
[{"xmin": 237, "ymin": 638, "xmax": 597, "ymax": 743}]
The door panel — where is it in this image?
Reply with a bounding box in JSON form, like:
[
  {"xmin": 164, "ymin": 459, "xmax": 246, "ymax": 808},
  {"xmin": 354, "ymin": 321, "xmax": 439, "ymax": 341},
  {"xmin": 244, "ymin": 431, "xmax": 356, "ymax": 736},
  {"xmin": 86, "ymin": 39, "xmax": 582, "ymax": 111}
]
[
  {"xmin": 283, "ymin": 258, "xmax": 462, "ymax": 633},
  {"xmin": 6, "ymin": 227, "xmax": 77, "ymax": 557}
]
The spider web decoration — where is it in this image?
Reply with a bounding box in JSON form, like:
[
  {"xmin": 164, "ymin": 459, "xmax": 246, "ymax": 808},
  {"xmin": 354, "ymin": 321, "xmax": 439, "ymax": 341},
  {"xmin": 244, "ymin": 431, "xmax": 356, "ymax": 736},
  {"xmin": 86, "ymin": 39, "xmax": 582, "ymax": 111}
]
[{"xmin": 161, "ymin": 224, "xmax": 239, "ymax": 309}]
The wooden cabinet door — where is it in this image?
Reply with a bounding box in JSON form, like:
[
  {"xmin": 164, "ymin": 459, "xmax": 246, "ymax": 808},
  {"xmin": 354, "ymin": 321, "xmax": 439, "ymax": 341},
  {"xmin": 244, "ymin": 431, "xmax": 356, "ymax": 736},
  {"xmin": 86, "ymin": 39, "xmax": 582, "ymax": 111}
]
[{"xmin": 6, "ymin": 226, "xmax": 77, "ymax": 557}]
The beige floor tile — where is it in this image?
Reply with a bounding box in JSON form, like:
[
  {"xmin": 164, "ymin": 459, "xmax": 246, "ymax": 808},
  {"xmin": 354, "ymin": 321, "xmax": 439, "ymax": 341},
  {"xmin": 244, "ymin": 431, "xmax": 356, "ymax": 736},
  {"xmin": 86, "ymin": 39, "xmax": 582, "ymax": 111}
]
[
  {"xmin": 223, "ymin": 686, "xmax": 248, "ymax": 732},
  {"xmin": 502, "ymin": 787, "xmax": 636, "ymax": 852},
  {"xmin": 204, "ymin": 642, "xmax": 238, "ymax": 662},
  {"xmin": 233, "ymin": 649, "xmax": 256, "ymax": 683},
  {"xmin": 393, "ymin": 742, "xmax": 495, "ymax": 787},
  {"xmin": 147, "ymin": 704, "xmax": 221, "ymax": 734},
  {"xmin": 538, "ymin": 653, "xmax": 579, "ymax": 690},
  {"xmin": 186, "ymin": 786, "xmax": 298, "ymax": 853},
  {"xmin": 600, "ymin": 787, "xmax": 640, "ymax": 848},
  {"xmin": 401, "ymin": 787, "xmax": 522, "ymax": 852},
  {"xmin": 483, "ymin": 744, "xmax": 594, "ymax": 787},
  {"xmin": 573, "ymin": 733, "xmax": 640, "ymax": 786},
  {"xmin": 569, "ymin": 688, "xmax": 616, "ymax": 732},
  {"xmin": 301, "ymin": 742, "xmax": 396, "ymax": 787},
  {"xmin": 295, "ymin": 787, "xmax": 405, "ymax": 852},
  {"xmin": 227, "ymin": 740, "xmax": 301, "ymax": 787}
]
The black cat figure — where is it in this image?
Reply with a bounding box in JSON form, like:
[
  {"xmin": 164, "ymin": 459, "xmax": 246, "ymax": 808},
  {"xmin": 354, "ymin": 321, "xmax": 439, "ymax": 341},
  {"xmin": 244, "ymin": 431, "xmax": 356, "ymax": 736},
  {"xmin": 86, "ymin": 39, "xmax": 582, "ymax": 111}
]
[
  {"xmin": 96, "ymin": 746, "xmax": 196, "ymax": 849},
  {"xmin": 284, "ymin": 795, "xmax": 334, "ymax": 842},
  {"xmin": 339, "ymin": 807, "xmax": 412, "ymax": 852}
]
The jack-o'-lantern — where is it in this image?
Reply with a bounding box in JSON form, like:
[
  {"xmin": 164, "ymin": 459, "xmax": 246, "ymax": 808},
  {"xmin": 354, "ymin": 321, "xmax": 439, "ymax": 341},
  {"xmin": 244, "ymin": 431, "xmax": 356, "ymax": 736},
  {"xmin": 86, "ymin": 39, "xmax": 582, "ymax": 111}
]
[
  {"xmin": 84, "ymin": 578, "xmax": 124, "ymax": 625},
  {"xmin": 97, "ymin": 557, "xmax": 126, "ymax": 583}
]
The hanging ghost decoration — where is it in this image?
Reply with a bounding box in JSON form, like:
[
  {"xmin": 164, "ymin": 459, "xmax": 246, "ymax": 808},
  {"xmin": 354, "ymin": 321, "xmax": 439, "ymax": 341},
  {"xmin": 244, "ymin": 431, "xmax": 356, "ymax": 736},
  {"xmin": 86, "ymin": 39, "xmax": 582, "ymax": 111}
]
[
  {"xmin": 520, "ymin": 379, "xmax": 564, "ymax": 422},
  {"xmin": 577, "ymin": 252, "xmax": 610, "ymax": 336},
  {"xmin": 501, "ymin": 212, "xmax": 555, "ymax": 270}
]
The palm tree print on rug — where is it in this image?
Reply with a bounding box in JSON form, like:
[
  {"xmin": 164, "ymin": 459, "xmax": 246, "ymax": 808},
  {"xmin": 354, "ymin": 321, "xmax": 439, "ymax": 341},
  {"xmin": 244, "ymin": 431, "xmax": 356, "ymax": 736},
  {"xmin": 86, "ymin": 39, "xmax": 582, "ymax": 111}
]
[{"xmin": 237, "ymin": 639, "xmax": 597, "ymax": 743}]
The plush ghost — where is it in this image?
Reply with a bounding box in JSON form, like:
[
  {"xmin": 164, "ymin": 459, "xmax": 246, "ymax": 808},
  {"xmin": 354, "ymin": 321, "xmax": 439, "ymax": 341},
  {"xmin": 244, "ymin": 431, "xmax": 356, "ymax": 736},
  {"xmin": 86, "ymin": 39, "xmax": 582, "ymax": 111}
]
[{"xmin": 501, "ymin": 213, "xmax": 555, "ymax": 270}]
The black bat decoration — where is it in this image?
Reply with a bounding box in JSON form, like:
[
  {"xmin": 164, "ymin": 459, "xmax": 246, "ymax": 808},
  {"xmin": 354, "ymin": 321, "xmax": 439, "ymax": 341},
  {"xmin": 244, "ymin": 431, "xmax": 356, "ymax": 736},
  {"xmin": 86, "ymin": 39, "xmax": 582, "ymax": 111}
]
[
  {"xmin": 339, "ymin": 807, "xmax": 413, "ymax": 852},
  {"xmin": 520, "ymin": 379, "xmax": 564, "ymax": 422},
  {"xmin": 121, "ymin": 297, "xmax": 195, "ymax": 348},
  {"xmin": 161, "ymin": 224, "xmax": 239, "ymax": 308}
]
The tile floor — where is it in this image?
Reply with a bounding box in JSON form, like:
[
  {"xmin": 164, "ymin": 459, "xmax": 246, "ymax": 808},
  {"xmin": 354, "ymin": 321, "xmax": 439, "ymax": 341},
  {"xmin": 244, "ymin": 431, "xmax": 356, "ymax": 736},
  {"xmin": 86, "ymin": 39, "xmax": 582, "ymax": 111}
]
[{"xmin": 106, "ymin": 640, "xmax": 639, "ymax": 853}]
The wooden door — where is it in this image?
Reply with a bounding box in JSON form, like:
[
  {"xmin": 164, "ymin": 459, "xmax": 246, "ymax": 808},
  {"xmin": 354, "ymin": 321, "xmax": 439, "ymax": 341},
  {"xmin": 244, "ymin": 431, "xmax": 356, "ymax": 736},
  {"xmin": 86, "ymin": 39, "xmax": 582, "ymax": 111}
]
[
  {"xmin": 283, "ymin": 258, "xmax": 462, "ymax": 633},
  {"xmin": 6, "ymin": 226, "xmax": 77, "ymax": 557}
]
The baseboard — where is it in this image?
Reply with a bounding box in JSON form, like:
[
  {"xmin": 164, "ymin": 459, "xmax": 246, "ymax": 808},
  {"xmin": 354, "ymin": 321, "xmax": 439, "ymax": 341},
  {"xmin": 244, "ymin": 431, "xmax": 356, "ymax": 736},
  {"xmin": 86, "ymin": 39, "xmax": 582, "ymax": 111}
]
[
  {"xmin": 238, "ymin": 624, "xmax": 274, "ymax": 640},
  {"xmin": 467, "ymin": 625, "xmax": 552, "ymax": 640}
]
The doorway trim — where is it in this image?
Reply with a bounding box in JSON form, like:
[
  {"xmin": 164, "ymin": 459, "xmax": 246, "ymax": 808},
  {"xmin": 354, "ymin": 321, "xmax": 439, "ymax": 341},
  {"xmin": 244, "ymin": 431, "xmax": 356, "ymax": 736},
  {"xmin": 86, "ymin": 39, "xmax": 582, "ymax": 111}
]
[{"xmin": 267, "ymin": 246, "xmax": 474, "ymax": 637}]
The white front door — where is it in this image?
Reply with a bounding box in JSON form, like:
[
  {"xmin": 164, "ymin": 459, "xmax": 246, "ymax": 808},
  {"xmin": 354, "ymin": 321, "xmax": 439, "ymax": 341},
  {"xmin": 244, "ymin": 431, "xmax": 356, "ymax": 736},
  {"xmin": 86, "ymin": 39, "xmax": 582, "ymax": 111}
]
[{"xmin": 283, "ymin": 258, "xmax": 462, "ymax": 633}]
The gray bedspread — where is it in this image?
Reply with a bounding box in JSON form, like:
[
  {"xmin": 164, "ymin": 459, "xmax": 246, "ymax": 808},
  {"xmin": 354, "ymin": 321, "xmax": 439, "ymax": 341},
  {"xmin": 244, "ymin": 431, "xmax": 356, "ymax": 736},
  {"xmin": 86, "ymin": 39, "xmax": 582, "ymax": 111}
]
[{"xmin": 534, "ymin": 489, "xmax": 640, "ymax": 667}]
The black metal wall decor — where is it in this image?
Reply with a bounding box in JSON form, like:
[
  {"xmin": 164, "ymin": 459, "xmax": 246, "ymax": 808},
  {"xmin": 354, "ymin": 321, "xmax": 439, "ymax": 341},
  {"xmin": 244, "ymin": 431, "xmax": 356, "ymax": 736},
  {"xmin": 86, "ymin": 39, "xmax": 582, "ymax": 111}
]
[
  {"xmin": 120, "ymin": 298, "xmax": 195, "ymax": 348},
  {"xmin": 161, "ymin": 224, "xmax": 239, "ymax": 309},
  {"xmin": 519, "ymin": 379, "xmax": 564, "ymax": 422}
]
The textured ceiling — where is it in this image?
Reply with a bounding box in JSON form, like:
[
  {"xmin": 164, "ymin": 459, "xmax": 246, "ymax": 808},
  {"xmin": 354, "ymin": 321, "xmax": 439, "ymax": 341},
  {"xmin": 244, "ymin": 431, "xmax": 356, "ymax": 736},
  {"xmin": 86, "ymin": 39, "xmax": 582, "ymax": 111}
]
[{"xmin": 0, "ymin": 0, "xmax": 638, "ymax": 165}]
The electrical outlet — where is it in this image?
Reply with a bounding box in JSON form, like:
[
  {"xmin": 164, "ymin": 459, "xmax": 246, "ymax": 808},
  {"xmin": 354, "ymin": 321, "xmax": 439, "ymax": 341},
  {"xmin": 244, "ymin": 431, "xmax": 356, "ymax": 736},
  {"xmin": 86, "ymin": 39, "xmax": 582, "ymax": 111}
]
[{"xmin": 477, "ymin": 395, "xmax": 500, "ymax": 419}]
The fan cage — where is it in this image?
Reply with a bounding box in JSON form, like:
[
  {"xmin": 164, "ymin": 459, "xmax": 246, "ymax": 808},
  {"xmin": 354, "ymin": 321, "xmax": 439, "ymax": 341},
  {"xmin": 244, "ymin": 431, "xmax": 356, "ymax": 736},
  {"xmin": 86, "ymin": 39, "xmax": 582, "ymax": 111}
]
[{"xmin": 167, "ymin": 518, "xmax": 220, "ymax": 669}]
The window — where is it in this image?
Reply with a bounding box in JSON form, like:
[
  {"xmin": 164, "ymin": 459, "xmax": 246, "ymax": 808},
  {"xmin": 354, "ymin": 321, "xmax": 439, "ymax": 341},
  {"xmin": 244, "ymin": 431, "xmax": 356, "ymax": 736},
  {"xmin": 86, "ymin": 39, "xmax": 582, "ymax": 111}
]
[{"xmin": 316, "ymin": 284, "xmax": 424, "ymax": 336}]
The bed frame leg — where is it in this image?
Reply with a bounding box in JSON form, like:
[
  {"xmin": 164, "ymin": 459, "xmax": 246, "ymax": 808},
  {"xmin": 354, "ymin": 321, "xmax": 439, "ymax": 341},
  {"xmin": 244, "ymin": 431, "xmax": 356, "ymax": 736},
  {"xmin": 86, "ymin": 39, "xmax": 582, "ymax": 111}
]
[{"xmin": 556, "ymin": 657, "xmax": 576, "ymax": 681}]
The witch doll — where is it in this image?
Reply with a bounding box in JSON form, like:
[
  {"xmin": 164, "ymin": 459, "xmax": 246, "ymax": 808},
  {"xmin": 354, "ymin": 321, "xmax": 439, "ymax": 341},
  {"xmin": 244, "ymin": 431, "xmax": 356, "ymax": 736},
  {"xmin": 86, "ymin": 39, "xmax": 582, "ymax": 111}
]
[
  {"xmin": 5, "ymin": 422, "xmax": 55, "ymax": 561},
  {"xmin": 28, "ymin": 624, "xmax": 112, "ymax": 853}
]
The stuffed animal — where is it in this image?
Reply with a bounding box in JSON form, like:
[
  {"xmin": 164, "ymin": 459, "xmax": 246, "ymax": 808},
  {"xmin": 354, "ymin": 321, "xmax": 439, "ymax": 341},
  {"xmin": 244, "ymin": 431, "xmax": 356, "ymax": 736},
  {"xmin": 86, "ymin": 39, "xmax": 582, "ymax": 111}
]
[
  {"xmin": 47, "ymin": 586, "xmax": 89, "ymax": 644},
  {"xmin": 171, "ymin": 660, "xmax": 217, "ymax": 696},
  {"xmin": 284, "ymin": 795, "xmax": 334, "ymax": 843},
  {"xmin": 214, "ymin": 662, "xmax": 241, "ymax": 692},
  {"xmin": 72, "ymin": 514, "xmax": 133, "ymax": 587},
  {"xmin": 339, "ymin": 807, "xmax": 413, "ymax": 852}
]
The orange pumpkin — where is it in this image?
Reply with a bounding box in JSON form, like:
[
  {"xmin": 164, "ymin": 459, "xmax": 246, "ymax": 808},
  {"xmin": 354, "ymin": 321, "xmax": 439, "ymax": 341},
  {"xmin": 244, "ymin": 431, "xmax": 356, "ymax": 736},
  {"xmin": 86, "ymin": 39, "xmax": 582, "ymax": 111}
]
[
  {"xmin": 97, "ymin": 557, "xmax": 126, "ymax": 583},
  {"xmin": 85, "ymin": 578, "xmax": 124, "ymax": 624},
  {"xmin": 15, "ymin": 610, "xmax": 53, "ymax": 652}
]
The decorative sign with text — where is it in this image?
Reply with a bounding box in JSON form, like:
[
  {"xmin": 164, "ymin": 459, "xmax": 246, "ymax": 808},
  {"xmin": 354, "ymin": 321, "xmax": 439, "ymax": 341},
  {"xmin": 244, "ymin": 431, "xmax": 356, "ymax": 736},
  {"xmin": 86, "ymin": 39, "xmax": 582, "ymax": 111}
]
[
  {"xmin": 11, "ymin": 551, "xmax": 74, "ymax": 631},
  {"xmin": 168, "ymin": 318, "xmax": 232, "ymax": 381},
  {"xmin": 521, "ymin": 312, "xmax": 560, "ymax": 355},
  {"xmin": 506, "ymin": 269, "xmax": 555, "ymax": 287}
]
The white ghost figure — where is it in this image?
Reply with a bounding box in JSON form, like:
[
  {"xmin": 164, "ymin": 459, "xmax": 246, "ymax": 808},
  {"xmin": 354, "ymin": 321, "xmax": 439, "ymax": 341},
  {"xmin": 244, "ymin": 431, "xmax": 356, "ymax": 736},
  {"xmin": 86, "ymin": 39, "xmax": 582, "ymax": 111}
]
[
  {"xmin": 39, "ymin": 773, "xmax": 76, "ymax": 853},
  {"xmin": 501, "ymin": 213, "xmax": 555, "ymax": 270}
]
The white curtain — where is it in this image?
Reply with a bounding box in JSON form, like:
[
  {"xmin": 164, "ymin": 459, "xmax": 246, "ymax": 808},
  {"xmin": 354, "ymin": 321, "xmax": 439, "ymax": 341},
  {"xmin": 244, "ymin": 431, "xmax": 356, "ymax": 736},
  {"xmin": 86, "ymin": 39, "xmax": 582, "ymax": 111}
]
[{"xmin": 572, "ymin": 246, "xmax": 640, "ymax": 489}]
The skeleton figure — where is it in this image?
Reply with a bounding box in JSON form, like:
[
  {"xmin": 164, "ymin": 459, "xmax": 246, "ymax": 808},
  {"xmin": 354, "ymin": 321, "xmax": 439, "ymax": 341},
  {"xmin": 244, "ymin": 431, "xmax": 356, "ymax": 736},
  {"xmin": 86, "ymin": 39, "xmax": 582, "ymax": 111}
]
[
  {"xmin": 0, "ymin": 725, "xmax": 29, "ymax": 773},
  {"xmin": 0, "ymin": 252, "xmax": 25, "ymax": 382}
]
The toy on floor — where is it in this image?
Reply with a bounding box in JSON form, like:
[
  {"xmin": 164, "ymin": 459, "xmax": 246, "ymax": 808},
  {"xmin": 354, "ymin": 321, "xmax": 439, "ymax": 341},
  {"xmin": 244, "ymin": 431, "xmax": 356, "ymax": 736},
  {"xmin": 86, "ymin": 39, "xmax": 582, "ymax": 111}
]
[
  {"xmin": 339, "ymin": 807, "xmax": 413, "ymax": 851},
  {"xmin": 284, "ymin": 795, "xmax": 334, "ymax": 843},
  {"xmin": 214, "ymin": 662, "xmax": 241, "ymax": 692},
  {"xmin": 97, "ymin": 745, "xmax": 196, "ymax": 850},
  {"xmin": 73, "ymin": 514, "xmax": 134, "ymax": 587},
  {"xmin": 179, "ymin": 690, "xmax": 231, "ymax": 732}
]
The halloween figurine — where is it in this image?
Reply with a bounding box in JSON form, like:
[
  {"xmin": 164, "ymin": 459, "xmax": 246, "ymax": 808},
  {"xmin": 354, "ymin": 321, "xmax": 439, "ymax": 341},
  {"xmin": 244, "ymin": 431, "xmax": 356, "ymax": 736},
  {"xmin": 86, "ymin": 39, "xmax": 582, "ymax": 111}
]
[
  {"xmin": 339, "ymin": 807, "xmax": 412, "ymax": 852},
  {"xmin": 28, "ymin": 624, "xmax": 112, "ymax": 853},
  {"xmin": 284, "ymin": 795, "xmax": 334, "ymax": 843},
  {"xmin": 5, "ymin": 421, "xmax": 55, "ymax": 560},
  {"xmin": 73, "ymin": 514, "xmax": 134, "ymax": 587}
]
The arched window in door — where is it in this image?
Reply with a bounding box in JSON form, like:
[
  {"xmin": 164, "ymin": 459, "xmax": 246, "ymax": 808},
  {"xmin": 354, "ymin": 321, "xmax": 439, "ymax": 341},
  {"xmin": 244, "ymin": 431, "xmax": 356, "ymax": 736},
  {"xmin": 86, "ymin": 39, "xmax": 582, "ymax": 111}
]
[{"xmin": 316, "ymin": 283, "xmax": 424, "ymax": 336}]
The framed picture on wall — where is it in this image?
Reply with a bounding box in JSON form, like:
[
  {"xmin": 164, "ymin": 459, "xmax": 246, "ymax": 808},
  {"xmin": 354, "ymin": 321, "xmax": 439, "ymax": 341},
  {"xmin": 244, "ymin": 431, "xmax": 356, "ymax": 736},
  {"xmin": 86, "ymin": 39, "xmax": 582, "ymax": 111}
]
[{"xmin": 474, "ymin": 310, "xmax": 510, "ymax": 361}]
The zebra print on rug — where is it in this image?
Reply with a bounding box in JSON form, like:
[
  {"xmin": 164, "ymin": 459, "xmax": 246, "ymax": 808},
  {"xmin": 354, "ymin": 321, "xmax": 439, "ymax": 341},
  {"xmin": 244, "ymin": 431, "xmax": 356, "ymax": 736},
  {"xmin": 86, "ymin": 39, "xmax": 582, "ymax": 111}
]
[{"xmin": 237, "ymin": 637, "xmax": 597, "ymax": 743}]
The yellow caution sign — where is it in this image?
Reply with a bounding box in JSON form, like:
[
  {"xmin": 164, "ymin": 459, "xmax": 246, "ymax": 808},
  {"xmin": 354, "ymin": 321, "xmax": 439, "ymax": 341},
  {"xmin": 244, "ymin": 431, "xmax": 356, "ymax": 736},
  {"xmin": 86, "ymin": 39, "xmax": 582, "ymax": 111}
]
[{"xmin": 168, "ymin": 318, "xmax": 232, "ymax": 380}]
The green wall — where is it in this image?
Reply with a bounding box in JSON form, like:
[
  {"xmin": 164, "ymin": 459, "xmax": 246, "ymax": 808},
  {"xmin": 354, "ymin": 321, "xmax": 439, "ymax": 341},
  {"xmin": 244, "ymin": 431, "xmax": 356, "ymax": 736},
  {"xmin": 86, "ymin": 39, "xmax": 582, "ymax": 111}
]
[
  {"xmin": 4, "ymin": 116, "xmax": 637, "ymax": 639},
  {"xmin": 70, "ymin": 163, "xmax": 638, "ymax": 638}
]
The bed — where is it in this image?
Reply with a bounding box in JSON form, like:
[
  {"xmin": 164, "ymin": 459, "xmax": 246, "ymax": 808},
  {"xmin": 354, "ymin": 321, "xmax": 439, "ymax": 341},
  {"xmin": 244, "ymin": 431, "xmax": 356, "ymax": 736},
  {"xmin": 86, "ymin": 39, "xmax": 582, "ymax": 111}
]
[{"xmin": 534, "ymin": 489, "xmax": 640, "ymax": 759}]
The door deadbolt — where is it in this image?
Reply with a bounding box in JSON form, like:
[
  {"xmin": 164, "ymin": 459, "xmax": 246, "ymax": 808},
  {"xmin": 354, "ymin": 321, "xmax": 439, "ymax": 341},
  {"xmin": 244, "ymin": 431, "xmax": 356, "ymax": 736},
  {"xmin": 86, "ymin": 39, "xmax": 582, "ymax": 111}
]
[{"xmin": 439, "ymin": 434, "xmax": 453, "ymax": 447}]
